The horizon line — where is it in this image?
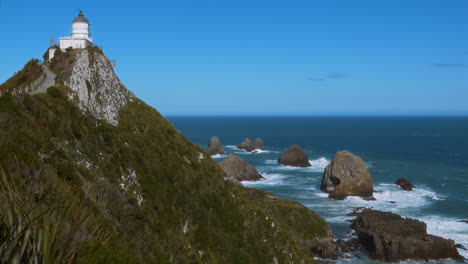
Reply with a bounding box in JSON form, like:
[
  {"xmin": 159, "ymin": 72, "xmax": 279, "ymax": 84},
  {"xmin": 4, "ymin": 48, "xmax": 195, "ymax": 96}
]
[{"xmin": 165, "ymin": 113, "xmax": 468, "ymax": 117}]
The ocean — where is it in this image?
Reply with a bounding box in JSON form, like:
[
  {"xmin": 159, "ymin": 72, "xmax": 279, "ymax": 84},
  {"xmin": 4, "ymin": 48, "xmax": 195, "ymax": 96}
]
[{"xmin": 168, "ymin": 116, "xmax": 468, "ymax": 263}]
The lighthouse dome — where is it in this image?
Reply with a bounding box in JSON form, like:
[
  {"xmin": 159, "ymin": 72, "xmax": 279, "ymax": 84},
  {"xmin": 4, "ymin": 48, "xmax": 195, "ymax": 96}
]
[{"xmin": 73, "ymin": 10, "xmax": 90, "ymax": 24}]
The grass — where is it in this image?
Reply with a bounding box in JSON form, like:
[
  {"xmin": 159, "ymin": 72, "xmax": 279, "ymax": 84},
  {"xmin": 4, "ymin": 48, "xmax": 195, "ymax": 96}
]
[
  {"xmin": 0, "ymin": 59, "xmax": 43, "ymax": 94},
  {"xmin": 0, "ymin": 167, "xmax": 85, "ymax": 264}
]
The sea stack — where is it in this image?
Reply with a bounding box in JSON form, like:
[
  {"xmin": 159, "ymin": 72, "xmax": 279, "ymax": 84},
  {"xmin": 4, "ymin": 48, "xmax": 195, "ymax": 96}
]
[
  {"xmin": 237, "ymin": 138, "xmax": 264, "ymax": 152},
  {"xmin": 395, "ymin": 178, "xmax": 414, "ymax": 191},
  {"xmin": 220, "ymin": 154, "xmax": 264, "ymax": 182},
  {"xmin": 206, "ymin": 137, "xmax": 224, "ymax": 156},
  {"xmin": 351, "ymin": 209, "xmax": 464, "ymax": 262},
  {"xmin": 277, "ymin": 145, "xmax": 311, "ymax": 167},
  {"xmin": 320, "ymin": 151, "xmax": 373, "ymax": 200}
]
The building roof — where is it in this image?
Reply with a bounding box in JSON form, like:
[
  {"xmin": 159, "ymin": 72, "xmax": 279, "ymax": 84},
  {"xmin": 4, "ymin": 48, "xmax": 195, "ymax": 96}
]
[{"xmin": 73, "ymin": 10, "xmax": 90, "ymax": 23}]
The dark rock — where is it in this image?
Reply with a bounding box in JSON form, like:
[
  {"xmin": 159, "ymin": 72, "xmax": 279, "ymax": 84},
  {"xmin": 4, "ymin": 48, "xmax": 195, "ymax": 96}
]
[
  {"xmin": 277, "ymin": 145, "xmax": 311, "ymax": 167},
  {"xmin": 351, "ymin": 209, "xmax": 464, "ymax": 262},
  {"xmin": 237, "ymin": 138, "xmax": 264, "ymax": 152},
  {"xmin": 395, "ymin": 178, "xmax": 414, "ymax": 191},
  {"xmin": 347, "ymin": 207, "xmax": 366, "ymax": 217},
  {"xmin": 320, "ymin": 151, "xmax": 374, "ymax": 200},
  {"xmin": 337, "ymin": 238, "xmax": 361, "ymax": 253},
  {"xmin": 455, "ymin": 244, "xmax": 467, "ymax": 250},
  {"xmin": 458, "ymin": 220, "xmax": 468, "ymax": 224},
  {"xmin": 206, "ymin": 136, "xmax": 224, "ymax": 156},
  {"xmin": 237, "ymin": 138, "xmax": 252, "ymax": 151},
  {"xmin": 219, "ymin": 154, "xmax": 264, "ymax": 182}
]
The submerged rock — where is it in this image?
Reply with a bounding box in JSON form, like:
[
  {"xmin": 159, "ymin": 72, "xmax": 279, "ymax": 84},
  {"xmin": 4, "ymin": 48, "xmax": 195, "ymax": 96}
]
[
  {"xmin": 320, "ymin": 151, "xmax": 373, "ymax": 200},
  {"xmin": 237, "ymin": 138, "xmax": 264, "ymax": 152},
  {"xmin": 456, "ymin": 244, "xmax": 467, "ymax": 250},
  {"xmin": 277, "ymin": 145, "xmax": 311, "ymax": 167},
  {"xmin": 219, "ymin": 154, "xmax": 264, "ymax": 182},
  {"xmin": 206, "ymin": 136, "xmax": 224, "ymax": 156},
  {"xmin": 395, "ymin": 178, "xmax": 414, "ymax": 191},
  {"xmin": 351, "ymin": 209, "xmax": 464, "ymax": 262}
]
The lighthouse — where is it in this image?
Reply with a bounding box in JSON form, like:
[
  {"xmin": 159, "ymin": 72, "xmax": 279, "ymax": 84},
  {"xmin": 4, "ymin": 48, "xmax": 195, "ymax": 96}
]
[{"xmin": 58, "ymin": 10, "xmax": 94, "ymax": 50}]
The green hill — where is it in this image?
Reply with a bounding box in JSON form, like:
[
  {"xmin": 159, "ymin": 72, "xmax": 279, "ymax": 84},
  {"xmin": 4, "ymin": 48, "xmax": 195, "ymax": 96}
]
[{"xmin": 0, "ymin": 46, "xmax": 335, "ymax": 263}]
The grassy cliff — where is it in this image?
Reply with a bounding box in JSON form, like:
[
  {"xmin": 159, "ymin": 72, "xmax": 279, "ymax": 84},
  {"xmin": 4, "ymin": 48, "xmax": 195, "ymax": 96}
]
[{"xmin": 0, "ymin": 47, "xmax": 334, "ymax": 263}]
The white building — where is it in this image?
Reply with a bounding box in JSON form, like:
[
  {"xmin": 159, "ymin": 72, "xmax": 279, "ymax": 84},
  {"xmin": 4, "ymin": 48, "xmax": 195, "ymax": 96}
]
[
  {"xmin": 49, "ymin": 11, "xmax": 93, "ymax": 60},
  {"xmin": 59, "ymin": 10, "xmax": 93, "ymax": 50}
]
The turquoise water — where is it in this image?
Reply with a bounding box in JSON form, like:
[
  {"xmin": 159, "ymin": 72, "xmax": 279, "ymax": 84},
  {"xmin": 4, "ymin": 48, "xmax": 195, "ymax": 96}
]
[{"xmin": 168, "ymin": 116, "xmax": 468, "ymax": 263}]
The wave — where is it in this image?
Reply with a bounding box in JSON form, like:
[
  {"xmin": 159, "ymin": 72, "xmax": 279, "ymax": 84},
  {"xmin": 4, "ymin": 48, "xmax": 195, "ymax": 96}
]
[
  {"xmin": 312, "ymin": 184, "xmax": 445, "ymax": 223},
  {"xmin": 226, "ymin": 145, "xmax": 277, "ymax": 155},
  {"xmin": 265, "ymin": 157, "xmax": 330, "ymax": 172},
  {"xmin": 339, "ymin": 184, "xmax": 444, "ymax": 212},
  {"xmin": 211, "ymin": 154, "xmax": 225, "ymax": 159},
  {"xmin": 326, "ymin": 215, "xmax": 354, "ymax": 223},
  {"xmin": 241, "ymin": 172, "xmax": 285, "ymax": 186},
  {"xmin": 309, "ymin": 157, "xmax": 329, "ymax": 171},
  {"xmin": 421, "ymin": 215, "xmax": 468, "ymax": 259}
]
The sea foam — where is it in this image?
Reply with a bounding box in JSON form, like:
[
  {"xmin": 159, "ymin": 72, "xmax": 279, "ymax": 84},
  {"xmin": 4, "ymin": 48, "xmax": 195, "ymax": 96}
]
[
  {"xmin": 241, "ymin": 172, "xmax": 285, "ymax": 186},
  {"xmin": 211, "ymin": 154, "xmax": 225, "ymax": 159},
  {"xmin": 265, "ymin": 157, "xmax": 330, "ymax": 172}
]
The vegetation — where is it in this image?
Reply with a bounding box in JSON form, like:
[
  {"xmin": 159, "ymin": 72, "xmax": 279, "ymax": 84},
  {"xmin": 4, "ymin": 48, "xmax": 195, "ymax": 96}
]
[
  {"xmin": 0, "ymin": 59, "xmax": 43, "ymax": 94},
  {"xmin": 0, "ymin": 47, "xmax": 332, "ymax": 263}
]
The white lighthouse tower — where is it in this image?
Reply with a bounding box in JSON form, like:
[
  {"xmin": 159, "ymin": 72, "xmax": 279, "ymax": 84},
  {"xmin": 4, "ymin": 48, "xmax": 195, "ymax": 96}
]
[{"xmin": 58, "ymin": 10, "xmax": 94, "ymax": 50}]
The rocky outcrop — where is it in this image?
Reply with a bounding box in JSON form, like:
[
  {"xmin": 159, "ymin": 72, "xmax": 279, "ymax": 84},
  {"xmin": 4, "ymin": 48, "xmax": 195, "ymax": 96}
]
[
  {"xmin": 206, "ymin": 137, "xmax": 224, "ymax": 156},
  {"xmin": 395, "ymin": 178, "xmax": 414, "ymax": 191},
  {"xmin": 252, "ymin": 138, "xmax": 264, "ymax": 150},
  {"xmin": 237, "ymin": 138, "xmax": 264, "ymax": 152},
  {"xmin": 277, "ymin": 145, "xmax": 311, "ymax": 167},
  {"xmin": 63, "ymin": 48, "xmax": 133, "ymax": 125},
  {"xmin": 351, "ymin": 209, "xmax": 463, "ymax": 262},
  {"xmin": 219, "ymin": 154, "xmax": 264, "ymax": 182},
  {"xmin": 320, "ymin": 151, "xmax": 373, "ymax": 200}
]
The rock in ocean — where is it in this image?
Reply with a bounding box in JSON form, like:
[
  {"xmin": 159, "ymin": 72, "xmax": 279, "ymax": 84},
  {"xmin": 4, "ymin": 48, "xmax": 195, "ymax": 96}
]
[
  {"xmin": 277, "ymin": 145, "xmax": 311, "ymax": 167},
  {"xmin": 395, "ymin": 177, "xmax": 414, "ymax": 191},
  {"xmin": 237, "ymin": 138, "xmax": 264, "ymax": 152},
  {"xmin": 220, "ymin": 154, "xmax": 264, "ymax": 182},
  {"xmin": 351, "ymin": 209, "xmax": 464, "ymax": 262},
  {"xmin": 206, "ymin": 136, "xmax": 224, "ymax": 156},
  {"xmin": 320, "ymin": 151, "xmax": 373, "ymax": 200}
]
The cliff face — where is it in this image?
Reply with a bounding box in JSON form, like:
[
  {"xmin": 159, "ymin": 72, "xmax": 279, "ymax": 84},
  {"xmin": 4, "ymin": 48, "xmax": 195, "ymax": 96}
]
[
  {"xmin": 63, "ymin": 48, "xmax": 133, "ymax": 125},
  {"xmin": 0, "ymin": 47, "xmax": 334, "ymax": 263}
]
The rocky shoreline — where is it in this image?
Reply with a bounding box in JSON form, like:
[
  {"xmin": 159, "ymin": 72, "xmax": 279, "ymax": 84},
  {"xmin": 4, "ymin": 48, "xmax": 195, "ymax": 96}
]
[
  {"xmin": 208, "ymin": 139, "xmax": 466, "ymax": 263},
  {"xmin": 349, "ymin": 208, "xmax": 463, "ymax": 262}
]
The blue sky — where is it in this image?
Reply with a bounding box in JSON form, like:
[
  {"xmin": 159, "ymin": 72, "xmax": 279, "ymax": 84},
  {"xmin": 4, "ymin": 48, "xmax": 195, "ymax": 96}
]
[{"xmin": 0, "ymin": 0, "xmax": 467, "ymax": 115}]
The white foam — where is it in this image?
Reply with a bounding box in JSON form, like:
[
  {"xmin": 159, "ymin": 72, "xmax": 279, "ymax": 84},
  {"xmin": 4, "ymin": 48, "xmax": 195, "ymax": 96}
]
[
  {"xmin": 420, "ymin": 215, "xmax": 468, "ymax": 259},
  {"xmin": 315, "ymin": 192, "xmax": 329, "ymax": 198},
  {"xmin": 211, "ymin": 154, "xmax": 225, "ymax": 159},
  {"xmin": 326, "ymin": 215, "xmax": 354, "ymax": 223},
  {"xmin": 311, "ymin": 184, "xmax": 446, "ymax": 225},
  {"xmin": 231, "ymin": 148, "xmax": 276, "ymax": 155},
  {"xmin": 241, "ymin": 173, "xmax": 285, "ymax": 186},
  {"xmin": 337, "ymin": 184, "xmax": 444, "ymax": 212},
  {"xmin": 267, "ymin": 157, "xmax": 330, "ymax": 172},
  {"xmin": 309, "ymin": 157, "xmax": 330, "ymax": 172}
]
